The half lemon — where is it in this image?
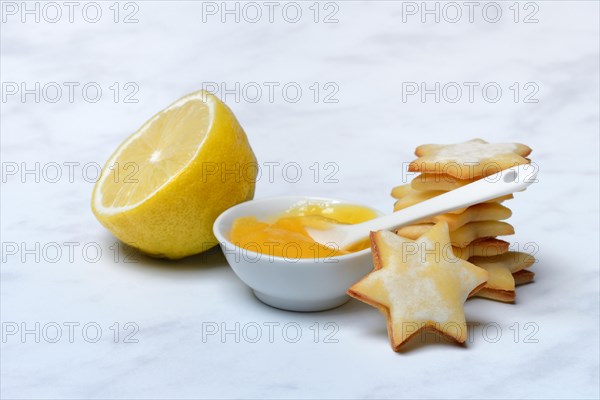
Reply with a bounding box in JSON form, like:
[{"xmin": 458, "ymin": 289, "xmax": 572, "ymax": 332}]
[{"xmin": 92, "ymin": 90, "xmax": 257, "ymax": 259}]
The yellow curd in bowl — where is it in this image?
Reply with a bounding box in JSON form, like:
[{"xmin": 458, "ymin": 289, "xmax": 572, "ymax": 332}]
[{"xmin": 230, "ymin": 202, "xmax": 377, "ymax": 259}]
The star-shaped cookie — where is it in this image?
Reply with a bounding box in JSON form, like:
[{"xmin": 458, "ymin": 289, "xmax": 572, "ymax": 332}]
[
  {"xmin": 513, "ymin": 270, "xmax": 535, "ymax": 285},
  {"xmin": 421, "ymin": 202, "xmax": 512, "ymax": 231},
  {"xmin": 395, "ymin": 220, "xmax": 515, "ymax": 246},
  {"xmin": 348, "ymin": 222, "xmax": 488, "ymax": 351},
  {"xmin": 452, "ymin": 238, "xmax": 510, "ymax": 260},
  {"xmin": 408, "ymin": 138, "xmax": 532, "ymax": 179},
  {"xmin": 391, "ymin": 184, "xmax": 513, "ymax": 214},
  {"xmin": 411, "ymin": 173, "xmax": 477, "ymax": 192},
  {"xmin": 468, "ymin": 252, "xmax": 536, "ymax": 302}
]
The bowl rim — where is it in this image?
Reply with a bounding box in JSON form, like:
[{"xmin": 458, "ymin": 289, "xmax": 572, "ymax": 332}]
[{"xmin": 212, "ymin": 195, "xmax": 384, "ymax": 265}]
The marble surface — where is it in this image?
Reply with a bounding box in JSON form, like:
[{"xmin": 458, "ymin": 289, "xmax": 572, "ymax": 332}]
[{"xmin": 1, "ymin": 1, "xmax": 599, "ymax": 398}]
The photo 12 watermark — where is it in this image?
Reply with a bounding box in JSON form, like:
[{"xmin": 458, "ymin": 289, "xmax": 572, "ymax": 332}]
[
  {"xmin": 405, "ymin": 321, "xmax": 540, "ymax": 344},
  {"xmin": 397, "ymin": 161, "xmax": 540, "ymax": 184},
  {"xmin": 1, "ymin": 82, "xmax": 140, "ymax": 104},
  {"xmin": 200, "ymin": 1, "xmax": 340, "ymax": 24},
  {"xmin": 201, "ymin": 321, "xmax": 340, "ymax": 344},
  {"xmin": 1, "ymin": 241, "xmax": 140, "ymax": 265},
  {"xmin": 399, "ymin": 1, "xmax": 540, "ymax": 24},
  {"xmin": 401, "ymin": 82, "xmax": 540, "ymax": 104},
  {"xmin": 201, "ymin": 81, "xmax": 340, "ymax": 104},
  {"xmin": 198, "ymin": 161, "xmax": 340, "ymax": 184},
  {"xmin": 1, "ymin": 321, "xmax": 140, "ymax": 343},
  {"xmin": 1, "ymin": 1, "xmax": 140, "ymax": 24}
]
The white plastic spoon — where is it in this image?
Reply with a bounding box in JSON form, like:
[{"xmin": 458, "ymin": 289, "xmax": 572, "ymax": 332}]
[{"xmin": 306, "ymin": 164, "xmax": 538, "ymax": 250}]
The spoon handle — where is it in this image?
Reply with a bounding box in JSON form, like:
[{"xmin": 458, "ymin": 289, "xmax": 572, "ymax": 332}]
[{"xmin": 353, "ymin": 164, "xmax": 537, "ymax": 235}]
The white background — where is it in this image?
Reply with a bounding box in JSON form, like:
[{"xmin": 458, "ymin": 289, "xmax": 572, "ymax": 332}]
[{"xmin": 1, "ymin": 1, "xmax": 599, "ymax": 399}]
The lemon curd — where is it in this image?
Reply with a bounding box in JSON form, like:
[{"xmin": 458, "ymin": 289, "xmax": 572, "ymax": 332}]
[{"xmin": 229, "ymin": 202, "xmax": 377, "ymax": 259}]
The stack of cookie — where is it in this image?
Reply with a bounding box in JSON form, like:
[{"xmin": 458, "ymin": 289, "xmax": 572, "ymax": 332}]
[{"xmin": 390, "ymin": 139, "xmax": 536, "ymax": 302}]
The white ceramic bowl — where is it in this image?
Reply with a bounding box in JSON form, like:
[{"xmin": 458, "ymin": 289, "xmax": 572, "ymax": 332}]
[{"xmin": 213, "ymin": 196, "xmax": 381, "ymax": 312}]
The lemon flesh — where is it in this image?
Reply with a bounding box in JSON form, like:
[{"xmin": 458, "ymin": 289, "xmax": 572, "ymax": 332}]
[{"xmin": 92, "ymin": 90, "xmax": 257, "ymax": 259}]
